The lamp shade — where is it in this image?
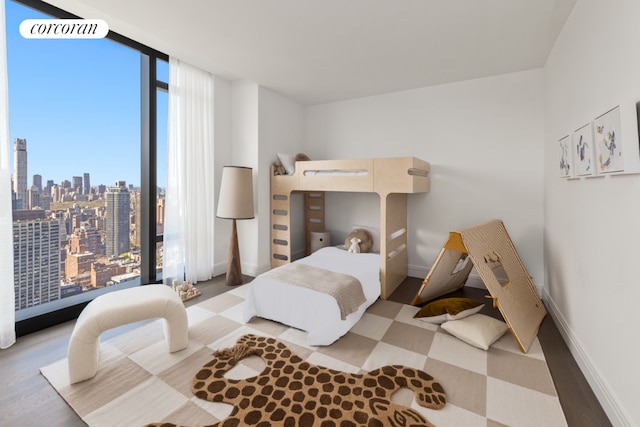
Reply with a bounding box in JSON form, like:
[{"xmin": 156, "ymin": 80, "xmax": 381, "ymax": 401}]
[{"xmin": 216, "ymin": 166, "xmax": 255, "ymax": 219}]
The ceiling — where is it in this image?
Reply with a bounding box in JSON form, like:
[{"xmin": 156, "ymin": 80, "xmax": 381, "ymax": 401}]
[{"xmin": 44, "ymin": 0, "xmax": 576, "ymax": 106}]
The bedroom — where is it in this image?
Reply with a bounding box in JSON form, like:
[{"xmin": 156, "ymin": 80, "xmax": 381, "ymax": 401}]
[{"xmin": 1, "ymin": 0, "xmax": 639, "ymax": 426}]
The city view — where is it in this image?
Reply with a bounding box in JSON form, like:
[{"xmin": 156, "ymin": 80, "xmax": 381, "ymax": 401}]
[
  {"xmin": 11, "ymin": 137, "xmax": 166, "ymax": 312},
  {"xmin": 6, "ymin": 0, "xmax": 168, "ymax": 317}
]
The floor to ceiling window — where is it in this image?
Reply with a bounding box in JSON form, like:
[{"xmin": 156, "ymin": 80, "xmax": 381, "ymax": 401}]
[
  {"xmin": 156, "ymin": 59, "xmax": 168, "ymax": 279},
  {"xmin": 6, "ymin": 0, "xmax": 167, "ymax": 329}
]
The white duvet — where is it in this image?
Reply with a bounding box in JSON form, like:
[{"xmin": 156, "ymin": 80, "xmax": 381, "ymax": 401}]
[{"xmin": 242, "ymin": 247, "xmax": 380, "ymax": 346}]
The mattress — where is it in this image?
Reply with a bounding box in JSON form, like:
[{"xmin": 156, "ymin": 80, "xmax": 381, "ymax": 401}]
[{"xmin": 242, "ymin": 246, "xmax": 380, "ymax": 346}]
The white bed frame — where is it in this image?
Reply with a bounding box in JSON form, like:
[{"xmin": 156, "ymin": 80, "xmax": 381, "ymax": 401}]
[{"xmin": 270, "ymin": 157, "xmax": 430, "ymax": 299}]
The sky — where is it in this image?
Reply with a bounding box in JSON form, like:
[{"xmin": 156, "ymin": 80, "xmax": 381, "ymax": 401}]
[{"xmin": 5, "ymin": 0, "xmax": 167, "ymax": 189}]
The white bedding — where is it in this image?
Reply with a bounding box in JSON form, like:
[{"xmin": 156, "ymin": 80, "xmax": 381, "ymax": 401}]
[{"xmin": 242, "ymin": 247, "xmax": 380, "ymax": 346}]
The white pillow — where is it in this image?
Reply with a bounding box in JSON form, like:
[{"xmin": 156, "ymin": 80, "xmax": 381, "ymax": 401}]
[
  {"xmin": 351, "ymin": 224, "xmax": 380, "ymax": 253},
  {"xmin": 440, "ymin": 314, "xmax": 509, "ymax": 350},
  {"xmin": 277, "ymin": 153, "xmax": 296, "ymax": 175}
]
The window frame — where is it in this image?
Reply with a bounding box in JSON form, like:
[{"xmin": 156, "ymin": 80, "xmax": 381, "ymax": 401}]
[{"xmin": 10, "ymin": 0, "xmax": 169, "ymax": 336}]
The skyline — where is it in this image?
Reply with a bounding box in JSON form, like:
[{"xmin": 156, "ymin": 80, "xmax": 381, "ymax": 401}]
[
  {"xmin": 11, "ymin": 137, "xmax": 141, "ymax": 190},
  {"xmin": 5, "ymin": 0, "xmax": 168, "ymax": 189}
]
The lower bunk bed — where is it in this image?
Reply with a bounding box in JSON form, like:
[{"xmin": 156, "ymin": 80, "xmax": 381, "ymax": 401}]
[{"xmin": 242, "ymin": 246, "xmax": 380, "ymax": 346}]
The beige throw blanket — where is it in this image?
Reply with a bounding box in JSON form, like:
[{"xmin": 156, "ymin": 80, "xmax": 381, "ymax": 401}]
[{"xmin": 262, "ymin": 263, "xmax": 366, "ymax": 320}]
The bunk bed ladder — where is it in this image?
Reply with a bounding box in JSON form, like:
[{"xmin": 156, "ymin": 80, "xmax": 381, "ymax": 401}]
[
  {"xmin": 304, "ymin": 192, "xmax": 325, "ymax": 256},
  {"xmin": 271, "ymin": 192, "xmax": 291, "ymax": 267}
]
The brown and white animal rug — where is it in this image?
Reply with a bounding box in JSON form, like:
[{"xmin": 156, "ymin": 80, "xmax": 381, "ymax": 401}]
[{"xmin": 144, "ymin": 334, "xmax": 446, "ymax": 427}]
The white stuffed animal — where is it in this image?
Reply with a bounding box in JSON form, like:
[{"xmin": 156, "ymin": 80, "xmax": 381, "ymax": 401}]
[{"xmin": 347, "ymin": 237, "xmax": 361, "ymax": 253}]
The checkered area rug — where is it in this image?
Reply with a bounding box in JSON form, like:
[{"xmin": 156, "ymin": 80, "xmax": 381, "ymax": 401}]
[{"xmin": 40, "ymin": 285, "xmax": 567, "ymax": 427}]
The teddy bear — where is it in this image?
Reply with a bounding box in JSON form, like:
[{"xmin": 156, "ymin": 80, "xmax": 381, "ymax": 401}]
[
  {"xmin": 294, "ymin": 153, "xmax": 311, "ymax": 162},
  {"xmin": 272, "ymin": 160, "xmax": 286, "ymax": 176},
  {"xmin": 347, "ymin": 237, "xmax": 361, "ymax": 253},
  {"xmin": 344, "ymin": 228, "xmax": 373, "ymax": 254}
]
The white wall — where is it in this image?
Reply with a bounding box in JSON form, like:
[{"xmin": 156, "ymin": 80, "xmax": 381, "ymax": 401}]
[
  {"xmin": 544, "ymin": 1, "xmax": 640, "ymax": 425},
  {"xmin": 228, "ymin": 82, "xmax": 305, "ymax": 275},
  {"xmin": 229, "ymin": 81, "xmax": 260, "ymax": 274},
  {"xmin": 303, "ymin": 70, "xmax": 545, "ymax": 287},
  {"xmin": 212, "ymin": 75, "xmax": 233, "ymax": 277},
  {"xmin": 257, "ymin": 86, "xmax": 305, "ymax": 268}
]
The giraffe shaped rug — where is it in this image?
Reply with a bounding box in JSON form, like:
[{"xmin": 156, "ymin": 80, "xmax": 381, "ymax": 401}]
[{"xmin": 144, "ymin": 334, "xmax": 446, "ymax": 427}]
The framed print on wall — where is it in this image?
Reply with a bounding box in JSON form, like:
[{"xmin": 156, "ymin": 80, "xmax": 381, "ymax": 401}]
[
  {"xmin": 572, "ymin": 123, "xmax": 595, "ymax": 176},
  {"xmin": 559, "ymin": 135, "xmax": 572, "ymax": 177},
  {"xmin": 594, "ymin": 106, "xmax": 623, "ymax": 173}
]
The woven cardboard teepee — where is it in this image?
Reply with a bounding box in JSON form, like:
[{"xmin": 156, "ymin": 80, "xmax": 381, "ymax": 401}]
[{"xmin": 412, "ymin": 219, "xmax": 546, "ymax": 353}]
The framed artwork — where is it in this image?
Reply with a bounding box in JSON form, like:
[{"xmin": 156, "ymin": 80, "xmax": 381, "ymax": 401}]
[
  {"xmin": 559, "ymin": 135, "xmax": 572, "ymax": 177},
  {"xmin": 572, "ymin": 123, "xmax": 595, "ymax": 176},
  {"xmin": 594, "ymin": 106, "xmax": 623, "ymax": 173}
]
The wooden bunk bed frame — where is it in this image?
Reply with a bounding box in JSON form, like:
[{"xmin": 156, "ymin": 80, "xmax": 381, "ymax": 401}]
[{"xmin": 270, "ymin": 157, "xmax": 430, "ymax": 299}]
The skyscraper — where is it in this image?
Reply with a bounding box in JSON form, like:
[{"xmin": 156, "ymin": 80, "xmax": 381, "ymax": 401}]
[
  {"xmin": 27, "ymin": 185, "xmax": 40, "ymax": 210},
  {"xmin": 133, "ymin": 192, "xmax": 141, "ymax": 248},
  {"xmin": 105, "ymin": 180, "xmax": 130, "ymax": 257},
  {"xmin": 83, "ymin": 173, "xmax": 91, "ymax": 195},
  {"xmin": 72, "ymin": 176, "xmax": 83, "ymax": 193},
  {"xmin": 45, "ymin": 179, "xmax": 53, "ymax": 196},
  {"xmin": 32, "ymin": 174, "xmax": 42, "ymax": 193},
  {"xmin": 13, "ymin": 210, "xmax": 61, "ymax": 310},
  {"xmin": 13, "ymin": 138, "xmax": 27, "ymax": 210}
]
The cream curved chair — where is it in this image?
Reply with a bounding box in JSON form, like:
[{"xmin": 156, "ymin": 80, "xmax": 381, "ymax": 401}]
[{"xmin": 67, "ymin": 284, "xmax": 188, "ymax": 384}]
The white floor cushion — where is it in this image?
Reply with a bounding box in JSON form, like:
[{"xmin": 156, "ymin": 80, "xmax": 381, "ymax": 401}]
[{"xmin": 440, "ymin": 313, "xmax": 509, "ymax": 350}]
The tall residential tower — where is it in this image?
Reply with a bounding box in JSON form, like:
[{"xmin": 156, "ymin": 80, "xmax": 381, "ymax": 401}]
[
  {"xmin": 13, "ymin": 138, "xmax": 27, "ymax": 210},
  {"xmin": 105, "ymin": 180, "xmax": 130, "ymax": 257},
  {"xmin": 13, "ymin": 210, "xmax": 61, "ymax": 310},
  {"xmin": 83, "ymin": 173, "xmax": 90, "ymax": 195}
]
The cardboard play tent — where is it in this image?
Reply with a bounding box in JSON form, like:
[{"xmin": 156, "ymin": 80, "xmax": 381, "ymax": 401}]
[{"xmin": 412, "ymin": 219, "xmax": 546, "ymax": 353}]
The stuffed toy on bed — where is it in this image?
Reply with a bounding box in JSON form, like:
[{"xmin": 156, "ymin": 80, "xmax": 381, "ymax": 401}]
[
  {"xmin": 344, "ymin": 228, "xmax": 373, "ymax": 253},
  {"xmin": 272, "ymin": 160, "xmax": 286, "ymax": 176},
  {"xmin": 347, "ymin": 237, "xmax": 361, "ymax": 253}
]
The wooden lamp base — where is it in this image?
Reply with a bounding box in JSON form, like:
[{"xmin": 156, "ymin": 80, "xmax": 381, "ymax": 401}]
[{"xmin": 226, "ymin": 219, "xmax": 243, "ymax": 286}]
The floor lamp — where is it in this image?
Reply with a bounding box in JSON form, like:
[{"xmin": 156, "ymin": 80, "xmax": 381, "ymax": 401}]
[{"xmin": 216, "ymin": 166, "xmax": 254, "ymax": 286}]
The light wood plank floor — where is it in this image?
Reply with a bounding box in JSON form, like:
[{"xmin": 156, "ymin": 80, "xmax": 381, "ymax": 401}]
[{"xmin": 0, "ymin": 275, "xmax": 611, "ymax": 427}]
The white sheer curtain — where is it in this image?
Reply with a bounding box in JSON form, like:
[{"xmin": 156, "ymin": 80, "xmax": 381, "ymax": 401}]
[
  {"xmin": 163, "ymin": 58, "xmax": 216, "ymax": 286},
  {"xmin": 0, "ymin": 0, "xmax": 16, "ymax": 349}
]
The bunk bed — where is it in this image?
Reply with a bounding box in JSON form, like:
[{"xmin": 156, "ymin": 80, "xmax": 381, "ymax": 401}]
[
  {"xmin": 243, "ymin": 156, "xmax": 429, "ymax": 345},
  {"xmin": 270, "ymin": 156, "xmax": 430, "ymax": 299}
]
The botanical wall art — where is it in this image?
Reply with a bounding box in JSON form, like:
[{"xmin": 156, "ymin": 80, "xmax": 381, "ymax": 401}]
[
  {"xmin": 559, "ymin": 135, "xmax": 572, "ymax": 178},
  {"xmin": 572, "ymin": 123, "xmax": 594, "ymax": 176},
  {"xmin": 594, "ymin": 106, "xmax": 623, "ymax": 173}
]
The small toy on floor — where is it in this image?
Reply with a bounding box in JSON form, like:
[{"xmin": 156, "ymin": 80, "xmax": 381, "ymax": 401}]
[{"xmin": 172, "ymin": 280, "xmax": 201, "ymax": 301}]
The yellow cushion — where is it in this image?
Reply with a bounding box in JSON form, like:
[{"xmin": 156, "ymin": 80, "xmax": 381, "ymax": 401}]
[{"xmin": 413, "ymin": 297, "xmax": 484, "ymax": 324}]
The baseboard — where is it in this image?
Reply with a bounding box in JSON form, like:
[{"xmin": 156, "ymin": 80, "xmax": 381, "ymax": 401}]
[
  {"xmin": 238, "ymin": 260, "xmax": 537, "ymax": 294},
  {"xmin": 243, "ymin": 262, "xmax": 270, "ymax": 277},
  {"xmin": 212, "ymin": 260, "xmax": 270, "ymax": 280},
  {"xmin": 239, "ymin": 259, "xmax": 540, "ymax": 297},
  {"xmin": 542, "ymin": 288, "xmax": 631, "ymax": 427},
  {"xmin": 212, "ymin": 262, "xmax": 227, "ymax": 279},
  {"xmin": 464, "ymin": 274, "xmax": 486, "ymax": 289}
]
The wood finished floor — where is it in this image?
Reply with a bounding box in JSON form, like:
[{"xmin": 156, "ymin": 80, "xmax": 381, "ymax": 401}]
[{"xmin": 0, "ymin": 275, "xmax": 611, "ymax": 427}]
